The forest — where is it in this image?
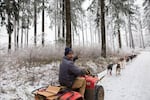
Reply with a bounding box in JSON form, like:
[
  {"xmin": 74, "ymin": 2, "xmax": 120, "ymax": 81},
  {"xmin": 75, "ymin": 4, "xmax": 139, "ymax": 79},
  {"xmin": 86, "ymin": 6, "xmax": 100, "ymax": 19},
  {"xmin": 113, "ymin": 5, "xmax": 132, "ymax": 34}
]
[
  {"xmin": 0, "ymin": 0, "xmax": 149, "ymax": 54},
  {"xmin": 0, "ymin": 0, "xmax": 150, "ymax": 99}
]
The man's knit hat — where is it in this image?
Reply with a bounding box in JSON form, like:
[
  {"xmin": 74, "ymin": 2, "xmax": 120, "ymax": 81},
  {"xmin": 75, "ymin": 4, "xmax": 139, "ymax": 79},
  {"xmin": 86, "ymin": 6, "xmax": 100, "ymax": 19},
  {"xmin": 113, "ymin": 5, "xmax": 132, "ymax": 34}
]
[{"xmin": 64, "ymin": 47, "xmax": 73, "ymax": 56}]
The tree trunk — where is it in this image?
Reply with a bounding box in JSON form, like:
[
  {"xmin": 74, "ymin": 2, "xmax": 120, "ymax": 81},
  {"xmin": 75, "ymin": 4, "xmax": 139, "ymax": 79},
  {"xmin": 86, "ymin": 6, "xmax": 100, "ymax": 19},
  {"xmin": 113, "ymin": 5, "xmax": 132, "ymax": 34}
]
[
  {"xmin": 85, "ymin": 19, "xmax": 88, "ymax": 46},
  {"xmin": 128, "ymin": 13, "xmax": 134, "ymax": 48},
  {"xmin": 17, "ymin": 20, "xmax": 19, "ymax": 48},
  {"xmin": 27, "ymin": 27, "xmax": 29, "ymax": 46},
  {"xmin": 57, "ymin": 0, "xmax": 61, "ymax": 39},
  {"xmin": 17, "ymin": 4, "xmax": 20, "ymax": 48},
  {"xmin": 65, "ymin": 0, "xmax": 72, "ymax": 48},
  {"xmin": 54, "ymin": 10, "xmax": 57, "ymax": 44},
  {"xmin": 42, "ymin": 0, "xmax": 45, "ymax": 46},
  {"xmin": 78, "ymin": 29, "xmax": 81, "ymax": 46},
  {"xmin": 100, "ymin": 0, "xmax": 106, "ymax": 58},
  {"xmin": 7, "ymin": 0, "xmax": 12, "ymax": 51},
  {"xmin": 125, "ymin": 24, "xmax": 128, "ymax": 47},
  {"xmin": 118, "ymin": 29, "xmax": 122, "ymax": 48},
  {"xmin": 24, "ymin": 29, "xmax": 27, "ymax": 47},
  {"xmin": 116, "ymin": 14, "xmax": 122, "ymax": 49},
  {"xmin": 98, "ymin": 28, "xmax": 101, "ymax": 44},
  {"xmin": 7, "ymin": 13, "xmax": 12, "ymax": 51},
  {"xmin": 21, "ymin": 13, "xmax": 24, "ymax": 48},
  {"xmin": 16, "ymin": 0, "xmax": 20, "ymax": 48},
  {"xmin": 139, "ymin": 19, "xmax": 145, "ymax": 48},
  {"xmin": 21, "ymin": 28, "xmax": 23, "ymax": 48},
  {"xmin": 72, "ymin": 27, "xmax": 75, "ymax": 46},
  {"xmin": 112, "ymin": 34, "xmax": 115, "ymax": 52},
  {"xmin": 34, "ymin": 0, "xmax": 37, "ymax": 46},
  {"xmin": 8, "ymin": 32, "xmax": 11, "ymax": 50},
  {"xmin": 14, "ymin": 20, "xmax": 17, "ymax": 50},
  {"xmin": 97, "ymin": 0, "xmax": 101, "ymax": 44},
  {"xmin": 149, "ymin": 25, "xmax": 150, "ymax": 35},
  {"xmin": 62, "ymin": 0, "xmax": 65, "ymax": 38},
  {"xmin": 27, "ymin": 13, "xmax": 30, "ymax": 46},
  {"xmin": 81, "ymin": 16, "xmax": 85, "ymax": 46},
  {"xmin": 90, "ymin": 20, "xmax": 93, "ymax": 46}
]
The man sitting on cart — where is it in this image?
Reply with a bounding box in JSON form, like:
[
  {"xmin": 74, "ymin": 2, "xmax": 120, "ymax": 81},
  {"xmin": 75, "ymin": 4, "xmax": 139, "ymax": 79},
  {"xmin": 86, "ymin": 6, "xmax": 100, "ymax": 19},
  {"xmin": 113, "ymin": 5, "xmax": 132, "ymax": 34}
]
[{"xmin": 59, "ymin": 47, "xmax": 88, "ymax": 98}]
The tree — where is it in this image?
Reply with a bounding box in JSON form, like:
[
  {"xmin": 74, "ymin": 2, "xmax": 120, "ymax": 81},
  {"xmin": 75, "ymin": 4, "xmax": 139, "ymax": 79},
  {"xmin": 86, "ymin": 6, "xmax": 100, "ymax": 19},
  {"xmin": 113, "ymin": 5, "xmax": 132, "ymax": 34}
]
[
  {"xmin": 62, "ymin": 0, "xmax": 65, "ymax": 38},
  {"xmin": 127, "ymin": 12, "xmax": 134, "ymax": 48},
  {"xmin": 42, "ymin": 0, "xmax": 45, "ymax": 46},
  {"xmin": 16, "ymin": 0, "xmax": 20, "ymax": 48},
  {"xmin": 97, "ymin": 0, "xmax": 101, "ymax": 44},
  {"xmin": 19, "ymin": 0, "xmax": 31, "ymax": 48},
  {"xmin": 107, "ymin": 0, "xmax": 138, "ymax": 49},
  {"xmin": 34, "ymin": 0, "xmax": 37, "ymax": 46},
  {"xmin": 65, "ymin": 0, "xmax": 72, "ymax": 48},
  {"xmin": 107, "ymin": 0, "xmax": 129, "ymax": 49},
  {"xmin": 0, "ymin": 0, "xmax": 19, "ymax": 51},
  {"xmin": 101, "ymin": 0, "xmax": 106, "ymax": 58},
  {"xmin": 126, "ymin": 0, "xmax": 137, "ymax": 48},
  {"xmin": 139, "ymin": 17, "xmax": 145, "ymax": 48},
  {"xmin": 81, "ymin": 15, "xmax": 85, "ymax": 46},
  {"xmin": 46, "ymin": 0, "xmax": 84, "ymax": 47},
  {"xmin": 143, "ymin": 0, "xmax": 150, "ymax": 34}
]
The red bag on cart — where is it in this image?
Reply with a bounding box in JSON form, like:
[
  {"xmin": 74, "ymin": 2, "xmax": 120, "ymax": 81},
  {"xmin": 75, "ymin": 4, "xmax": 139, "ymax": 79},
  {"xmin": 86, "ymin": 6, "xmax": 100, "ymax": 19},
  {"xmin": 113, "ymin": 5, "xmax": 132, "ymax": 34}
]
[{"xmin": 59, "ymin": 91, "xmax": 83, "ymax": 100}]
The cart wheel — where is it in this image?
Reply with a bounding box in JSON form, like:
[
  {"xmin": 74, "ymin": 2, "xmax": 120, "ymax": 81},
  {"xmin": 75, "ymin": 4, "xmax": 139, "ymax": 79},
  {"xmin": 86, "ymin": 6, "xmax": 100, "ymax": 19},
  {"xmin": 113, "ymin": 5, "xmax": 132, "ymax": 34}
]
[{"xmin": 95, "ymin": 85, "xmax": 104, "ymax": 100}]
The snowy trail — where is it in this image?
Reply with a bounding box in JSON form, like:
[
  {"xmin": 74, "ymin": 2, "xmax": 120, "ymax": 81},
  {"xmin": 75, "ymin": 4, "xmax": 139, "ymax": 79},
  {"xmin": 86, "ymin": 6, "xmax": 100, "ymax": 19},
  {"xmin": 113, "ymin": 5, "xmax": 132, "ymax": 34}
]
[{"xmin": 98, "ymin": 51, "xmax": 150, "ymax": 100}]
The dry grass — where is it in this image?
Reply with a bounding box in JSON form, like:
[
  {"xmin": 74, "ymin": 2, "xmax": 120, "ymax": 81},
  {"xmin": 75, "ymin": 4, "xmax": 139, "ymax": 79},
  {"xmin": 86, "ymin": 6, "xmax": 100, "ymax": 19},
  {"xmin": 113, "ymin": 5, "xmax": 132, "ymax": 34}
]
[
  {"xmin": 11, "ymin": 45, "xmax": 64, "ymax": 67},
  {"xmin": 1, "ymin": 45, "xmax": 133, "ymax": 72}
]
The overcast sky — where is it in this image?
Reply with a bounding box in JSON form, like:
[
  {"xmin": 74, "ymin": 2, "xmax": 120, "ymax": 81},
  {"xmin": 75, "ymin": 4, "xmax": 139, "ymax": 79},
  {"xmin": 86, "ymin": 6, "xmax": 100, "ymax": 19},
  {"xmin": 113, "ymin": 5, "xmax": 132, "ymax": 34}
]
[{"xmin": 82, "ymin": 0, "xmax": 144, "ymax": 9}]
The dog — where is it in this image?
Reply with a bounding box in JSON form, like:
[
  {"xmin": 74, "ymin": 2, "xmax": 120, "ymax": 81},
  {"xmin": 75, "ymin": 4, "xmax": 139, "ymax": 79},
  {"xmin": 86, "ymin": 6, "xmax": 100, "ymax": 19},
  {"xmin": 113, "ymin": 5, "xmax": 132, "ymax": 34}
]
[
  {"xmin": 107, "ymin": 64, "xmax": 114, "ymax": 75},
  {"xmin": 119, "ymin": 57, "xmax": 126, "ymax": 69},
  {"xmin": 129, "ymin": 54, "xmax": 137, "ymax": 60},
  {"xmin": 116, "ymin": 63, "xmax": 121, "ymax": 76},
  {"xmin": 125, "ymin": 56, "xmax": 130, "ymax": 63},
  {"xmin": 126, "ymin": 54, "xmax": 137, "ymax": 63}
]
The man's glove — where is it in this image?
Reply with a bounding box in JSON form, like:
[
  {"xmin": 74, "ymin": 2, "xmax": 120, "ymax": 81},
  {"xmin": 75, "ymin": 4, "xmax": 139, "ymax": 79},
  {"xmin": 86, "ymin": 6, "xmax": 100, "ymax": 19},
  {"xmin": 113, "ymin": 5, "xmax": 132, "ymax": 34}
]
[
  {"xmin": 85, "ymin": 69, "xmax": 91, "ymax": 75},
  {"xmin": 73, "ymin": 56, "xmax": 78, "ymax": 62},
  {"xmin": 82, "ymin": 69, "xmax": 91, "ymax": 75}
]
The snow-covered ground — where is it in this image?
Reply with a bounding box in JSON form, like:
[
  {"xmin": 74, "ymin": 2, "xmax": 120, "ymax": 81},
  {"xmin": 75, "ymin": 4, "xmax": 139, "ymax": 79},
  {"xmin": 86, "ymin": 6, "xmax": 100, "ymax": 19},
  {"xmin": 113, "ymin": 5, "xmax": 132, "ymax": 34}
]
[
  {"xmin": 1, "ymin": 48, "xmax": 150, "ymax": 100},
  {"xmin": 99, "ymin": 51, "xmax": 150, "ymax": 100},
  {"xmin": 0, "ymin": 62, "xmax": 60, "ymax": 100},
  {"xmin": 0, "ymin": 56, "xmax": 102, "ymax": 100}
]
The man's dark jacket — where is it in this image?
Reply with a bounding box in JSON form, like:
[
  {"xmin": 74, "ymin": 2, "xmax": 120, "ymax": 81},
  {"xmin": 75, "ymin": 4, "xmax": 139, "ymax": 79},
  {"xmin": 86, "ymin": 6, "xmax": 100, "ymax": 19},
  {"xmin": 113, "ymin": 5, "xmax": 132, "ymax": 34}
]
[{"xmin": 59, "ymin": 56, "xmax": 85, "ymax": 88}]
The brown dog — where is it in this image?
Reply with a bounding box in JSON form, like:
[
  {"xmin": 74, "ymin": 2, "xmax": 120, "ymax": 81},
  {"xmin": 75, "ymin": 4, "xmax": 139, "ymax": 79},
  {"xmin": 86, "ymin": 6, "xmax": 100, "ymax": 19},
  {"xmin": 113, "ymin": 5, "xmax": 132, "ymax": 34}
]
[
  {"xmin": 119, "ymin": 57, "xmax": 126, "ymax": 69},
  {"xmin": 116, "ymin": 63, "xmax": 121, "ymax": 76}
]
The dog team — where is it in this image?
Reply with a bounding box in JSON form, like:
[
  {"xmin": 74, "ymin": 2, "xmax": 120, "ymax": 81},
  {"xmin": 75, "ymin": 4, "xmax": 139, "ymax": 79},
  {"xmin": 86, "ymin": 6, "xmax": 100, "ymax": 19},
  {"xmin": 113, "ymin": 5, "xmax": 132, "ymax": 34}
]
[{"xmin": 107, "ymin": 54, "xmax": 137, "ymax": 76}]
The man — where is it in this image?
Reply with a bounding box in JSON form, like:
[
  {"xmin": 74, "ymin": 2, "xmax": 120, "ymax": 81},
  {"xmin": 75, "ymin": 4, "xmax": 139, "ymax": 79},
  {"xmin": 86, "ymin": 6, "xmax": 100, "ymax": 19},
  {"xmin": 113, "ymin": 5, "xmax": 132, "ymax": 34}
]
[{"xmin": 59, "ymin": 47, "xmax": 88, "ymax": 97}]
